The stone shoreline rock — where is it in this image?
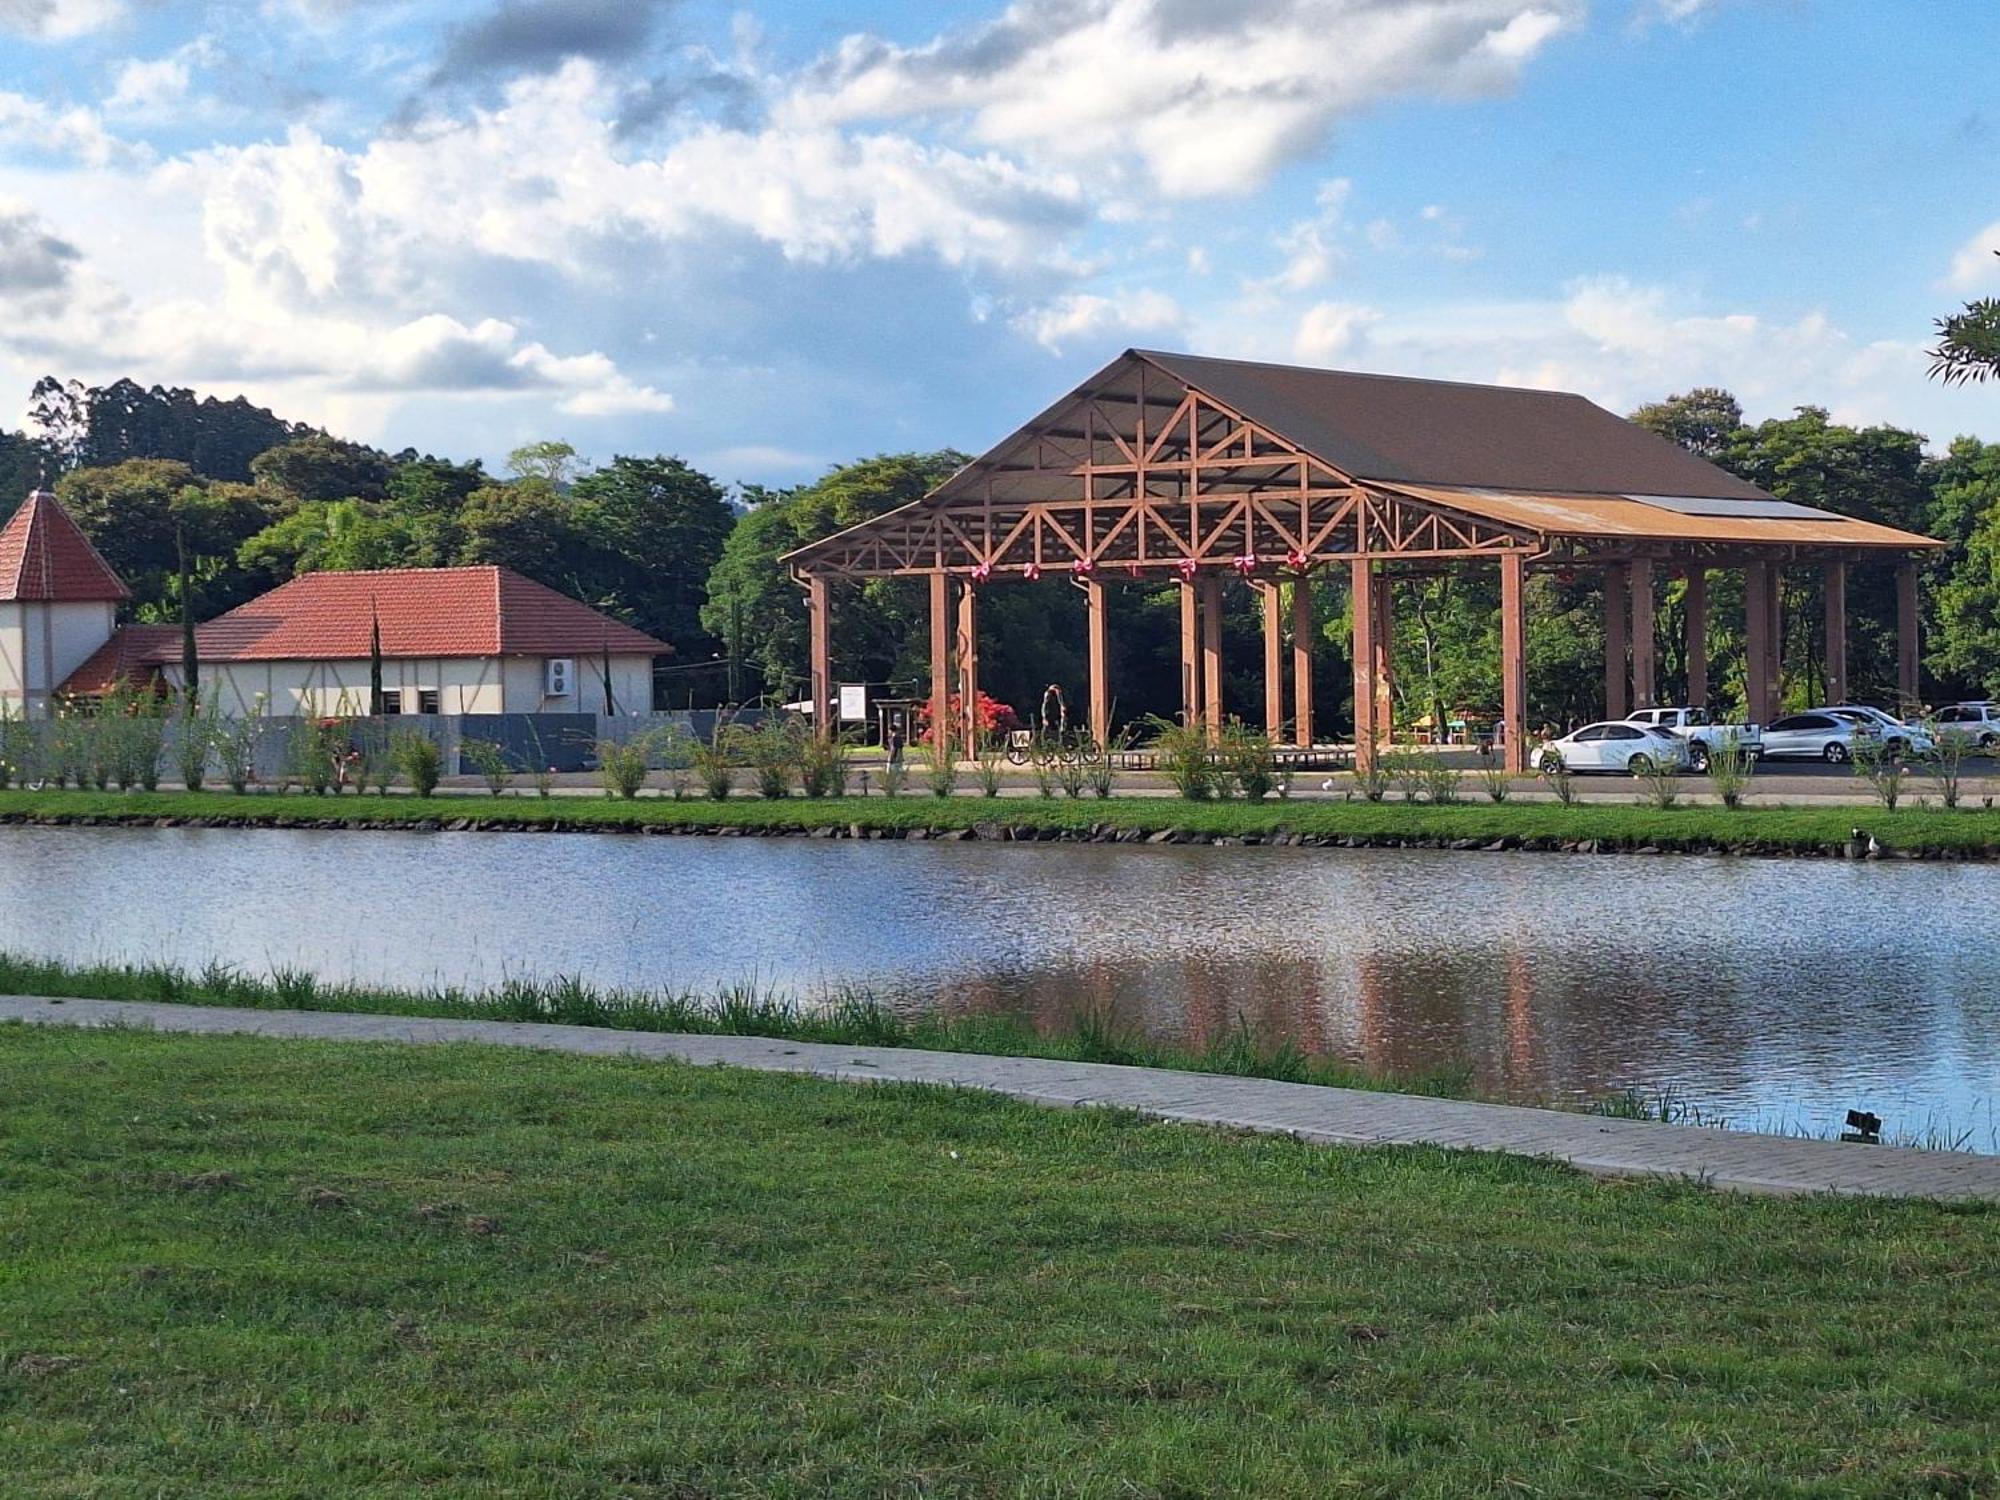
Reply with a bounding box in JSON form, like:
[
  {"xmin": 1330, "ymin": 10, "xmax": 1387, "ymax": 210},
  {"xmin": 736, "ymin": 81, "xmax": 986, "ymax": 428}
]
[{"xmin": 0, "ymin": 808, "xmax": 1985, "ymax": 861}]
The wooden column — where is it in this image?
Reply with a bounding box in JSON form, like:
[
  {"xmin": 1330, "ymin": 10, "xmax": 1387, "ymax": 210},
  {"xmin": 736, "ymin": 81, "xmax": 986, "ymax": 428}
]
[
  {"xmin": 1744, "ymin": 561, "xmax": 1772, "ymax": 725},
  {"xmin": 1766, "ymin": 565, "xmax": 1784, "ymax": 714},
  {"xmin": 807, "ymin": 574, "xmax": 832, "ymax": 741},
  {"xmin": 955, "ymin": 583, "xmax": 979, "ymax": 751},
  {"xmin": 1085, "ymin": 577, "xmax": 1110, "ymax": 749},
  {"xmin": 1896, "ymin": 558, "xmax": 1920, "ymax": 713},
  {"xmin": 1629, "ymin": 558, "xmax": 1656, "ymax": 709},
  {"xmin": 1500, "ymin": 552, "xmax": 1527, "ymax": 774},
  {"xmin": 1371, "ymin": 569, "xmax": 1394, "ymax": 745},
  {"xmin": 1685, "ymin": 567, "xmax": 1708, "ymax": 709},
  {"xmin": 1822, "ymin": 560, "xmax": 1848, "ymax": 706},
  {"xmin": 1179, "ymin": 579, "xmax": 1201, "ymax": 727},
  {"xmin": 1350, "ymin": 559, "xmax": 1377, "ymax": 769},
  {"xmin": 1602, "ymin": 563, "xmax": 1629, "ymax": 720},
  {"xmin": 928, "ymin": 572, "xmax": 951, "ymax": 758},
  {"xmin": 1260, "ymin": 582, "xmax": 1284, "ymax": 738},
  {"xmin": 1199, "ymin": 574, "xmax": 1224, "ymax": 743},
  {"xmin": 1291, "ymin": 580, "xmax": 1315, "ymax": 748}
]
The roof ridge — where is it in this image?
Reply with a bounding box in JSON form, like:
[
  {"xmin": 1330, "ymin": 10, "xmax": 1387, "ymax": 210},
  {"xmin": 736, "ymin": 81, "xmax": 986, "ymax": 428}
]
[{"xmin": 1131, "ymin": 348, "xmax": 1592, "ymax": 401}]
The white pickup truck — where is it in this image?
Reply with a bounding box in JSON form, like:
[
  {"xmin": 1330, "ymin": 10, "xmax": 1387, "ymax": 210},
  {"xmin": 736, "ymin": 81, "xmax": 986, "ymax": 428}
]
[{"xmin": 1623, "ymin": 706, "xmax": 1763, "ymax": 770}]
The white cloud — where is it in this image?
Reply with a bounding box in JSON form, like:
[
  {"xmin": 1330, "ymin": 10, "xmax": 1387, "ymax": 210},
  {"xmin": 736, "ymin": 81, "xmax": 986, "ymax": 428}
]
[
  {"xmin": 0, "ymin": 90, "xmax": 134, "ymax": 168},
  {"xmin": 1946, "ymin": 220, "xmax": 2000, "ymax": 292},
  {"xmin": 105, "ymin": 47, "xmax": 205, "ymax": 120},
  {"xmin": 1293, "ymin": 300, "xmax": 1379, "ymax": 361},
  {"xmin": 0, "ymin": 0, "xmax": 123, "ymax": 39},
  {"xmin": 787, "ymin": 0, "xmax": 1583, "ymax": 197},
  {"xmin": 1018, "ymin": 287, "xmax": 1183, "ymax": 353}
]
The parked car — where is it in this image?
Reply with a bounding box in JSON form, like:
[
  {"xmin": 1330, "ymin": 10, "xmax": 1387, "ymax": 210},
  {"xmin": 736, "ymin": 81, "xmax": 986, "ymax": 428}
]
[
  {"xmin": 1623, "ymin": 705, "xmax": 1763, "ymax": 770},
  {"xmin": 1811, "ymin": 705, "xmax": 1933, "ymax": 758},
  {"xmin": 1935, "ymin": 702, "xmax": 2000, "ymax": 749},
  {"xmin": 1759, "ymin": 712, "xmax": 1874, "ymax": 763},
  {"xmin": 1536, "ymin": 721, "xmax": 1692, "ymax": 775}
]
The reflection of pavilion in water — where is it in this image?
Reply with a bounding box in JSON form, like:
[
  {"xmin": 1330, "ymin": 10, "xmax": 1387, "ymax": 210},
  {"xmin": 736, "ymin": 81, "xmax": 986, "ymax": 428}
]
[{"xmin": 927, "ymin": 943, "xmax": 1784, "ymax": 1107}]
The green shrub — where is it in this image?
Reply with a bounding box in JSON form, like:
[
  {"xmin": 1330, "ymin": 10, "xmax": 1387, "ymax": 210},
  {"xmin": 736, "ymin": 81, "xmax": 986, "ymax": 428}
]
[
  {"xmin": 390, "ymin": 729, "xmax": 443, "ymax": 798},
  {"xmin": 595, "ymin": 736, "xmax": 651, "ymax": 800},
  {"xmin": 463, "ymin": 737, "xmax": 515, "ymax": 797},
  {"xmin": 1147, "ymin": 716, "xmax": 1215, "ymax": 800},
  {"xmin": 1222, "ymin": 720, "xmax": 1276, "ymax": 802},
  {"xmin": 924, "ymin": 745, "xmax": 958, "ymax": 798}
]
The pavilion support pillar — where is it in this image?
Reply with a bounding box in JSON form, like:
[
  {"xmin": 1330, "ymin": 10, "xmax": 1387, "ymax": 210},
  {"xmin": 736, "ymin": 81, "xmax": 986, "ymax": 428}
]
[
  {"xmin": 1179, "ymin": 579, "xmax": 1201, "ymax": 727},
  {"xmin": 1500, "ymin": 552, "xmax": 1527, "ymax": 774},
  {"xmin": 1371, "ymin": 569, "xmax": 1394, "ymax": 745},
  {"xmin": 1350, "ymin": 559, "xmax": 1378, "ymax": 771},
  {"xmin": 1602, "ymin": 563, "xmax": 1629, "ymax": 720},
  {"xmin": 807, "ymin": 574, "xmax": 832, "ymax": 742},
  {"xmin": 1744, "ymin": 562, "xmax": 1773, "ymax": 725},
  {"xmin": 1200, "ymin": 574, "xmax": 1224, "ymax": 744},
  {"xmin": 1630, "ymin": 558, "xmax": 1656, "ymax": 710},
  {"xmin": 1260, "ymin": 582, "xmax": 1284, "ymax": 739},
  {"xmin": 1085, "ymin": 578, "xmax": 1110, "ymax": 750},
  {"xmin": 1685, "ymin": 567, "xmax": 1708, "ymax": 709},
  {"xmin": 928, "ymin": 572, "xmax": 951, "ymax": 758},
  {"xmin": 1766, "ymin": 565, "xmax": 1784, "ymax": 715},
  {"xmin": 1291, "ymin": 580, "xmax": 1315, "ymax": 748},
  {"xmin": 1896, "ymin": 558, "xmax": 1920, "ymax": 714},
  {"xmin": 1823, "ymin": 560, "xmax": 1848, "ymax": 707},
  {"xmin": 955, "ymin": 582, "xmax": 979, "ymax": 752}
]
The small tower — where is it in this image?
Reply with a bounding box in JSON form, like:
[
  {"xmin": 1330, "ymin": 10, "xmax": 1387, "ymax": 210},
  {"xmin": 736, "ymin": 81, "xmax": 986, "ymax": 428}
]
[{"xmin": 0, "ymin": 489, "xmax": 130, "ymax": 717}]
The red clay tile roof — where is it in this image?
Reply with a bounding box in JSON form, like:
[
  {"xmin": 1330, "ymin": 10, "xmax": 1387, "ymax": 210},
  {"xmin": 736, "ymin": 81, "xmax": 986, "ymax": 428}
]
[
  {"xmin": 177, "ymin": 566, "xmax": 669, "ymax": 662},
  {"xmin": 0, "ymin": 491, "xmax": 131, "ymax": 603},
  {"xmin": 57, "ymin": 624, "xmax": 180, "ymax": 697}
]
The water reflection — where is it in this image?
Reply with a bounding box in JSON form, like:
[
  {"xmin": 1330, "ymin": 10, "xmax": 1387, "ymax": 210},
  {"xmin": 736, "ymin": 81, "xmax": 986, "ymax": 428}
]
[{"xmin": 1, "ymin": 826, "xmax": 1994, "ymax": 1146}]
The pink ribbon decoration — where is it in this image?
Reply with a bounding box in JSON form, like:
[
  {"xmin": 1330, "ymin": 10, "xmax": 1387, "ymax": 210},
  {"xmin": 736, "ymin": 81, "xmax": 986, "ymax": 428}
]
[
  {"xmin": 970, "ymin": 561, "xmax": 993, "ymax": 585},
  {"xmin": 1232, "ymin": 554, "xmax": 1258, "ymax": 577},
  {"xmin": 1175, "ymin": 557, "xmax": 1199, "ymax": 580},
  {"xmin": 1023, "ymin": 561, "xmax": 1042, "ymax": 582},
  {"xmin": 1071, "ymin": 557, "xmax": 1096, "ymax": 578}
]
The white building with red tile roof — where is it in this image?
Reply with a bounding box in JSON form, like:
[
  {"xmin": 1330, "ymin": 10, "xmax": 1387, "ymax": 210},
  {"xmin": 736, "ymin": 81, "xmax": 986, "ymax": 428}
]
[{"xmin": 3, "ymin": 489, "xmax": 670, "ymax": 718}]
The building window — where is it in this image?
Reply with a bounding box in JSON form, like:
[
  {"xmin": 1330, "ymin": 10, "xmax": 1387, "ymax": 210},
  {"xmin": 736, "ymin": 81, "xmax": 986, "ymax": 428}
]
[
  {"xmin": 417, "ymin": 688, "xmax": 440, "ymax": 715},
  {"xmin": 381, "ymin": 690, "xmax": 402, "ymax": 715}
]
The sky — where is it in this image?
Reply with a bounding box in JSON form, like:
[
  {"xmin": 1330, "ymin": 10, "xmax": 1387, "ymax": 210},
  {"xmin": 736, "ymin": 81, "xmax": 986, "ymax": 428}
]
[{"xmin": 0, "ymin": 0, "xmax": 1996, "ymax": 490}]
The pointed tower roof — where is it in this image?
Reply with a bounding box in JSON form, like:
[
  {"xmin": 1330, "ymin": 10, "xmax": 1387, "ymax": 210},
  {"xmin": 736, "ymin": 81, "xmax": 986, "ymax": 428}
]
[{"xmin": 0, "ymin": 490, "xmax": 131, "ymax": 603}]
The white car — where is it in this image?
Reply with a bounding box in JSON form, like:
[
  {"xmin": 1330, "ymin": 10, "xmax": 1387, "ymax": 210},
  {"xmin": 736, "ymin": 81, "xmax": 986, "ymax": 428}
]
[
  {"xmin": 1812, "ymin": 705, "xmax": 1933, "ymax": 758},
  {"xmin": 1537, "ymin": 721, "xmax": 1692, "ymax": 775},
  {"xmin": 1935, "ymin": 702, "xmax": 2000, "ymax": 749},
  {"xmin": 1760, "ymin": 712, "xmax": 1874, "ymax": 763}
]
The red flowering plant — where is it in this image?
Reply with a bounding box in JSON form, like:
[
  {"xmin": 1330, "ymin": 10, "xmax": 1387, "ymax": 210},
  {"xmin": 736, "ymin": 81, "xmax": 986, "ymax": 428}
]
[{"xmin": 915, "ymin": 692, "xmax": 1019, "ymax": 749}]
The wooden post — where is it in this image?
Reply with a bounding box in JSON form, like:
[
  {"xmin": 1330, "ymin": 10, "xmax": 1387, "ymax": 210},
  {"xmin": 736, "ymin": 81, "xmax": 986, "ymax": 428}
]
[
  {"xmin": 1350, "ymin": 559, "xmax": 1376, "ymax": 769},
  {"xmin": 1602, "ymin": 563, "xmax": 1628, "ymax": 720},
  {"xmin": 1744, "ymin": 561, "xmax": 1771, "ymax": 725},
  {"xmin": 1766, "ymin": 564, "xmax": 1784, "ymax": 714},
  {"xmin": 1685, "ymin": 567, "xmax": 1708, "ymax": 709},
  {"xmin": 1200, "ymin": 574, "xmax": 1224, "ymax": 743},
  {"xmin": 956, "ymin": 582, "xmax": 979, "ymax": 752},
  {"xmin": 1823, "ymin": 559, "xmax": 1848, "ymax": 706},
  {"xmin": 1291, "ymin": 580, "xmax": 1314, "ymax": 748},
  {"xmin": 1500, "ymin": 552, "xmax": 1527, "ymax": 774},
  {"xmin": 1085, "ymin": 577, "xmax": 1110, "ymax": 749},
  {"xmin": 1371, "ymin": 569, "xmax": 1394, "ymax": 745},
  {"xmin": 928, "ymin": 572, "xmax": 951, "ymax": 759},
  {"xmin": 1260, "ymin": 582, "xmax": 1284, "ymax": 738},
  {"xmin": 1896, "ymin": 558, "xmax": 1920, "ymax": 714},
  {"xmin": 1629, "ymin": 558, "xmax": 1656, "ymax": 709},
  {"xmin": 807, "ymin": 574, "xmax": 832, "ymax": 741},
  {"xmin": 1179, "ymin": 578, "xmax": 1200, "ymax": 727}
]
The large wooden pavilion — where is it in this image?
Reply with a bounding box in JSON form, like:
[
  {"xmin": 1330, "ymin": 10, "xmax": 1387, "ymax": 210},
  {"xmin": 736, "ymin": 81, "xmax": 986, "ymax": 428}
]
[{"xmin": 785, "ymin": 350, "xmax": 1941, "ymax": 771}]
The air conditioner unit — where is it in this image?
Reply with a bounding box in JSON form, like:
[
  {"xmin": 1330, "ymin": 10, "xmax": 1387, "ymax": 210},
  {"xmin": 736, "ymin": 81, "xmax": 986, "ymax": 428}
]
[{"xmin": 545, "ymin": 658, "xmax": 573, "ymax": 698}]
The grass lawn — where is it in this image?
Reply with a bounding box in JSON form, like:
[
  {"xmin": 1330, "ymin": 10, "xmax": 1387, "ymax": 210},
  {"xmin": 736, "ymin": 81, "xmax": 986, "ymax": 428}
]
[
  {"xmin": 3, "ymin": 1027, "xmax": 1996, "ymax": 1498},
  {"xmin": 4, "ymin": 785, "xmax": 2000, "ymax": 855}
]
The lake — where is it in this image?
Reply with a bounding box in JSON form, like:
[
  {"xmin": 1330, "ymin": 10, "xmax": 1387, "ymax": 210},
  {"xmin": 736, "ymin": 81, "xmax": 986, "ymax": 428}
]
[{"xmin": 3, "ymin": 825, "xmax": 1995, "ymax": 1147}]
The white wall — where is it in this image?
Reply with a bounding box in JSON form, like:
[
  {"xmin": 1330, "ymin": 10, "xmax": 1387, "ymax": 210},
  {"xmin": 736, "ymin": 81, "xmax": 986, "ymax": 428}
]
[
  {"xmin": 157, "ymin": 653, "xmax": 657, "ymax": 716},
  {"xmin": 0, "ymin": 600, "xmax": 116, "ymax": 716}
]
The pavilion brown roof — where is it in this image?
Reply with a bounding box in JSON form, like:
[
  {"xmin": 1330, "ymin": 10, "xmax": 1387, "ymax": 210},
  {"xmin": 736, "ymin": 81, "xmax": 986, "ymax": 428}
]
[{"xmin": 0, "ymin": 490, "xmax": 131, "ymax": 603}]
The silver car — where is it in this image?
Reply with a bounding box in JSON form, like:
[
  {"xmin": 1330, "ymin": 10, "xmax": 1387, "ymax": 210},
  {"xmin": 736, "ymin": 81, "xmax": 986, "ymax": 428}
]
[
  {"xmin": 1814, "ymin": 705, "xmax": 1934, "ymax": 757},
  {"xmin": 1537, "ymin": 721, "xmax": 1692, "ymax": 775},
  {"xmin": 1935, "ymin": 702, "xmax": 2000, "ymax": 749},
  {"xmin": 1760, "ymin": 712, "xmax": 1872, "ymax": 763}
]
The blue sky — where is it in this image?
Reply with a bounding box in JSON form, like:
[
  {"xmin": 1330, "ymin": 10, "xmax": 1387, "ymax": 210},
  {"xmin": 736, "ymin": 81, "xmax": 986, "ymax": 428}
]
[{"xmin": 1, "ymin": 0, "xmax": 1995, "ymax": 490}]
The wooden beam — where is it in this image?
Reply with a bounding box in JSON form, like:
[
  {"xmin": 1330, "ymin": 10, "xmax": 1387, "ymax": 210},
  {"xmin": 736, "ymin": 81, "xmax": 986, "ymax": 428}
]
[
  {"xmin": 1370, "ymin": 569, "xmax": 1394, "ymax": 746},
  {"xmin": 1685, "ymin": 567, "xmax": 1708, "ymax": 709},
  {"xmin": 1261, "ymin": 581, "xmax": 1284, "ymax": 738},
  {"xmin": 1823, "ymin": 559, "xmax": 1847, "ymax": 706},
  {"xmin": 1086, "ymin": 577, "xmax": 1110, "ymax": 749},
  {"xmin": 1200, "ymin": 574, "xmax": 1224, "ymax": 744},
  {"xmin": 1630, "ymin": 557, "xmax": 1656, "ymax": 709},
  {"xmin": 1896, "ymin": 558, "xmax": 1920, "ymax": 714},
  {"xmin": 1500, "ymin": 552, "xmax": 1527, "ymax": 774},
  {"xmin": 929, "ymin": 572, "xmax": 951, "ymax": 759},
  {"xmin": 1602, "ymin": 563, "xmax": 1629, "ymax": 720},
  {"xmin": 807, "ymin": 574, "xmax": 832, "ymax": 742},
  {"xmin": 1179, "ymin": 578, "xmax": 1200, "ymax": 728},
  {"xmin": 1291, "ymin": 579, "xmax": 1315, "ymax": 748},
  {"xmin": 1350, "ymin": 559, "xmax": 1376, "ymax": 770},
  {"xmin": 956, "ymin": 582, "xmax": 979, "ymax": 751},
  {"xmin": 1744, "ymin": 561, "xmax": 1772, "ymax": 725}
]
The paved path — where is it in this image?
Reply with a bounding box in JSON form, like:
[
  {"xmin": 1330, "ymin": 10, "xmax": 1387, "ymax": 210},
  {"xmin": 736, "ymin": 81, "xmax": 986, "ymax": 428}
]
[{"xmin": 8, "ymin": 994, "xmax": 1999, "ymax": 1201}]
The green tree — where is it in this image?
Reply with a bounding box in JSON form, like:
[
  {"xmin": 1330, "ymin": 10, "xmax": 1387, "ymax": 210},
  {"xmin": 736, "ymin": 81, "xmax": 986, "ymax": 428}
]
[
  {"xmin": 1931, "ymin": 251, "xmax": 2000, "ymax": 386},
  {"xmin": 571, "ymin": 455, "xmax": 734, "ymax": 654},
  {"xmin": 238, "ymin": 500, "xmax": 424, "ymax": 577},
  {"xmin": 507, "ymin": 440, "xmax": 581, "ymax": 486},
  {"xmin": 251, "ymin": 434, "xmax": 393, "ymax": 505},
  {"xmin": 457, "ymin": 479, "xmax": 591, "ymax": 587},
  {"xmin": 1629, "ymin": 388, "xmax": 1746, "ymax": 461},
  {"xmin": 1923, "ymin": 438, "xmax": 2000, "ymax": 697}
]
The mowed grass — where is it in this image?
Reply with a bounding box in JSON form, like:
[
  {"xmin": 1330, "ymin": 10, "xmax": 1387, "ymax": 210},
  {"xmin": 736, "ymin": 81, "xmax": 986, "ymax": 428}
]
[
  {"xmin": 3, "ymin": 1026, "xmax": 1996, "ymax": 1498},
  {"xmin": 5, "ymin": 785, "xmax": 2000, "ymax": 854}
]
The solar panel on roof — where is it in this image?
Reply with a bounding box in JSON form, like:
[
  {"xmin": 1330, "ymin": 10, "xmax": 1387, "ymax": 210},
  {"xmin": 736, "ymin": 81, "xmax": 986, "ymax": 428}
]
[{"xmin": 1624, "ymin": 493, "xmax": 1849, "ymax": 522}]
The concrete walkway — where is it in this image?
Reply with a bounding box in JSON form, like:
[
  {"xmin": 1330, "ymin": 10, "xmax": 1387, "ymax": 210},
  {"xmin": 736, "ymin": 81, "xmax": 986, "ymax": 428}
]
[{"xmin": 8, "ymin": 994, "xmax": 1999, "ymax": 1202}]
